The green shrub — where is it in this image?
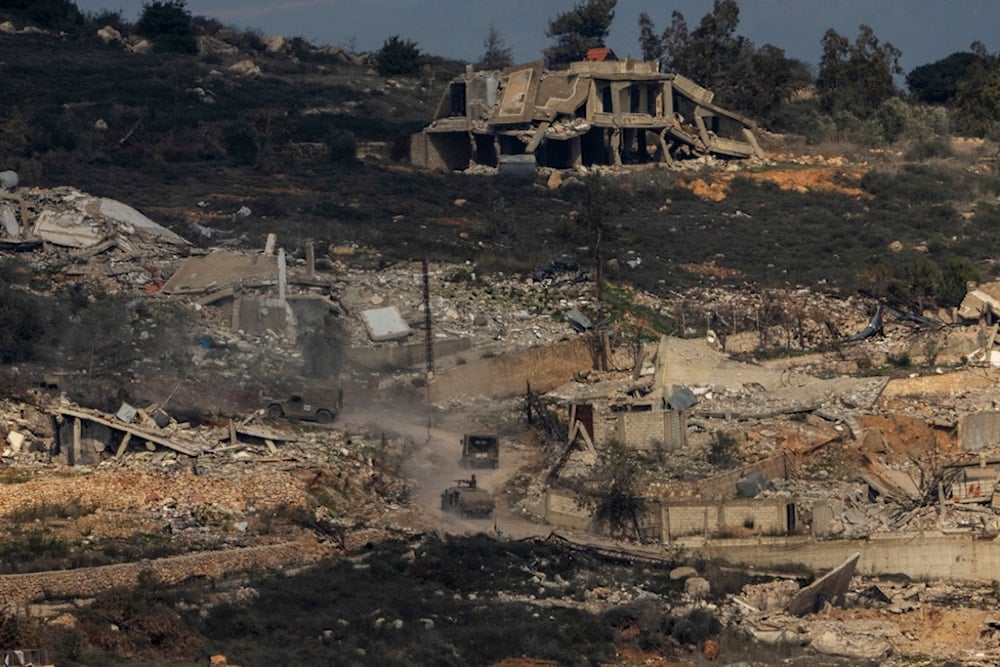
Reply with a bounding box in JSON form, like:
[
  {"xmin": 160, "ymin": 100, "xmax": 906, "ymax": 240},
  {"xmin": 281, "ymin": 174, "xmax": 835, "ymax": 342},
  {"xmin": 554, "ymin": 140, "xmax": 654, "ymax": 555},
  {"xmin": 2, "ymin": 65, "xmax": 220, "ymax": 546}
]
[
  {"xmin": 85, "ymin": 7, "xmax": 126, "ymax": 31},
  {"xmin": 136, "ymin": 0, "xmax": 196, "ymax": 54},
  {"xmin": 707, "ymin": 430, "xmax": 738, "ymax": 467},
  {"xmin": 7, "ymin": 0, "xmax": 84, "ymax": 31},
  {"xmin": 0, "ymin": 269, "xmax": 52, "ymax": 364},
  {"xmin": 223, "ymin": 121, "xmax": 261, "ymax": 166},
  {"xmin": 670, "ymin": 607, "xmax": 721, "ymax": 645},
  {"xmin": 326, "ymin": 128, "xmax": 357, "ymax": 162},
  {"xmin": 376, "ymin": 35, "xmax": 421, "ymax": 77},
  {"xmin": 905, "ymin": 137, "xmax": 954, "ymax": 161},
  {"xmin": 938, "ymin": 256, "xmax": 981, "ymax": 305}
]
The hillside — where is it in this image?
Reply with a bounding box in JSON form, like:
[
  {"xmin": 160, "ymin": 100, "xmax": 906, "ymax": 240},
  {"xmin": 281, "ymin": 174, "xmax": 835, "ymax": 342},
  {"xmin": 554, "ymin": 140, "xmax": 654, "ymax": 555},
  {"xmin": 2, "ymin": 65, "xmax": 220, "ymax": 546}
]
[
  {"xmin": 7, "ymin": 9, "xmax": 1000, "ymax": 667},
  {"xmin": 2, "ymin": 18, "xmax": 999, "ymax": 302}
]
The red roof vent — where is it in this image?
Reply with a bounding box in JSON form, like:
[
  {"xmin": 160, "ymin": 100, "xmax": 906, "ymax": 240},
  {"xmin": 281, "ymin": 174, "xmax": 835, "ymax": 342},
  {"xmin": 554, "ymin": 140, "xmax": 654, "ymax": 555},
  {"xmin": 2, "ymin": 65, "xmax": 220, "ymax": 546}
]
[{"xmin": 585, "ymin": 47, "xmax": 617, "ymax": 62}]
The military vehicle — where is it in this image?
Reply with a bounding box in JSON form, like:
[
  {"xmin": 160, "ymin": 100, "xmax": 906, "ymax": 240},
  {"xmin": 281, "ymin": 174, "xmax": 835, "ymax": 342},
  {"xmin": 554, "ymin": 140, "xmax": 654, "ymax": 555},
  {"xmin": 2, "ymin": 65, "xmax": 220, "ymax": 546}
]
[
  {"xmin": 265, "ymin": 391, "xmax": 343, "ymax": 424},
  {"xmin": 440, "ymin": 476, "xmax": 495, "ymax": 519},
  {"xmin": 460, "ymin": 433, "xmax": 499, "ymax": 469}
]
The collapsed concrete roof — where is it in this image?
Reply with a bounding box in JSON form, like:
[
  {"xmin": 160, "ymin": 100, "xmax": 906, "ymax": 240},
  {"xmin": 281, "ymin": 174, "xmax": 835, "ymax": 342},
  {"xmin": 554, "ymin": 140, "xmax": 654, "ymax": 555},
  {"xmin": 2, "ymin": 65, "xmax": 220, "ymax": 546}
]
[
  {"xmin": 411, "ymin": 58, "xmax": 763, "ymax": 172},
  {"xmin": 651, "ymin": 336, "xmax": 888, "ymax": 418},
  {"xmin": 1, "ymin": 186, "xmax": 187, "ymax": 250},
  {"xmin": 162, "ymin": 252, "xmax": 279, "ymax": 295}
]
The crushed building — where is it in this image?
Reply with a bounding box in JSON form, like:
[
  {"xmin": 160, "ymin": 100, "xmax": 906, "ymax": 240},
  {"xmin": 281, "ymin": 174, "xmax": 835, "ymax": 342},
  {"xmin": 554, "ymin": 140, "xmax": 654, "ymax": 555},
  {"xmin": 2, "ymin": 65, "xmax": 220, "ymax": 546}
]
[{"xmin": 410, "ymin": 58, "xmax": 764, "ymax": 172}]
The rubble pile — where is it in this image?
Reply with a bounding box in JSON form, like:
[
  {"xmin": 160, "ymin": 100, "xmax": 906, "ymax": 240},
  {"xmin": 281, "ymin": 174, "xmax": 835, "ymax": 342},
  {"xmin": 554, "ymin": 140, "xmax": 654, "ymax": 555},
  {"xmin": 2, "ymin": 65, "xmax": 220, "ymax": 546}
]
[
  {"xmin": 0, "ymin": 393, "xmax": 413, "ymax": 552},
  {"xmin": 10, "ymin": 182, "xmax": 1000, "ymax": 665}
]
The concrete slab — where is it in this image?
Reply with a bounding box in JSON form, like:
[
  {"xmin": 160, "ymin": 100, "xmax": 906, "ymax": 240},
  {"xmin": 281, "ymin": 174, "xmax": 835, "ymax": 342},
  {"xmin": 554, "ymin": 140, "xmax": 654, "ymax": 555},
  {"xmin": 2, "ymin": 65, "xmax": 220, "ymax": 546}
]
[
  {"xmin": 163, "ymin": 253, "xmax": 278, "ymax": 294},
  {"xmin": 653, "ymin": 336, "xmax": 888, "ymax": 417},
  {"xmin": 362, "ymin": 306, "xmax": 412, "ymax": 342},
  {"xmin": 787, "ymin": 552, "xmax": 860, "ymax": 616},
  {"xmin": 33, "ymin": 209, "xmax": 102, "ymax": 247}
]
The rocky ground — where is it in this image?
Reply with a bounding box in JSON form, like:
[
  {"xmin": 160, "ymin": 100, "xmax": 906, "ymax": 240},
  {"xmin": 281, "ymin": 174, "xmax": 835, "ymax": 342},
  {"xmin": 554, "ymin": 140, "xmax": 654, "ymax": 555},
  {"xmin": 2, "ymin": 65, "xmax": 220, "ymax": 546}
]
[{"xmin": 8, "ymin": 180, "xmax": 1000, "ymax": 664}]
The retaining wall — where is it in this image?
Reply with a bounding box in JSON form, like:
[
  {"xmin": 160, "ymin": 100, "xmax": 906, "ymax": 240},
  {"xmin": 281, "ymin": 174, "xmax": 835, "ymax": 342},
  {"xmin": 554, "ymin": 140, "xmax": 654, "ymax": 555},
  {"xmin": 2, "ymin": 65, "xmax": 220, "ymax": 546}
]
[
  {"xmin": 427, "ymin": 337, "xmax": 593, "ymax": 402},
  {"xmin": 346, "ymin": 338, "xmax": 472, "ymax": 371},
  {"xmin": 698, "ymin": 531, "xmax": 1000, "ymax": 582}
]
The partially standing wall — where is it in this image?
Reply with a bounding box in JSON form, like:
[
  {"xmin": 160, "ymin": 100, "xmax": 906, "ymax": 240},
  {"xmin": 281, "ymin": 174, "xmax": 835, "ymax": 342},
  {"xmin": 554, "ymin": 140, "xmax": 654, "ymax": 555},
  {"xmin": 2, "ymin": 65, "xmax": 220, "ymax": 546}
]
[
  {"xmin": 427, "ymin": 338, "xmax": 593, "ymax": 402},
  {"xmin": 410, "ymin": 132, "xmax": 471, "ymax": 170}
]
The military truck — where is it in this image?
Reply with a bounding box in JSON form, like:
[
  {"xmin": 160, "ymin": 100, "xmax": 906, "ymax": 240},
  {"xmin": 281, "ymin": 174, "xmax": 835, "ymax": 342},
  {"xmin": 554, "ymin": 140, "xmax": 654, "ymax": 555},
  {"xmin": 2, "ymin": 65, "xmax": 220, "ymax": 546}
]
[
  {"xmin": 440, "ymin": 476, "xmax": 495, "ymax": 519},
  {"xmin": 460, "ymin": 433, "xmax": 499, "ymax": 469},
  {"xmin": 265, "ymin": 390, "xmax": 343, "ymax": 424}
]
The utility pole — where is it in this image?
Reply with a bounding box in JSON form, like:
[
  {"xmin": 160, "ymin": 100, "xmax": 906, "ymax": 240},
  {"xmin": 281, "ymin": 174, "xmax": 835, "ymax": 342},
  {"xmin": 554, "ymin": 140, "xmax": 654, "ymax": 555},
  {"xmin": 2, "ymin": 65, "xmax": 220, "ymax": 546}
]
[{"xmin": 423, "ymin": 259, "xmax": 434, "ymax": 381}]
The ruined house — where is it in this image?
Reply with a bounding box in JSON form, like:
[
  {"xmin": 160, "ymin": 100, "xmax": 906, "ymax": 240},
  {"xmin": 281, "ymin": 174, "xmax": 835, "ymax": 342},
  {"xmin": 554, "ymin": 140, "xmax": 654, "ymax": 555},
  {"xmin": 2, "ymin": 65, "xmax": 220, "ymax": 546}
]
[
  {"xmin": 567, "ymin": 397, "xmax": 688, "ymax": 454},
  {"xmin": 410, "ymin": 58, "xmax": 764, "ymax": 172}
]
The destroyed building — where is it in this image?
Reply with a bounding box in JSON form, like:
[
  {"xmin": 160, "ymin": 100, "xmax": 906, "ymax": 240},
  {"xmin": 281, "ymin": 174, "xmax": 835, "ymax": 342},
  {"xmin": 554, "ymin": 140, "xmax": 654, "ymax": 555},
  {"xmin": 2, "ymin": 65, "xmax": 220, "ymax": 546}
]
[{"xmin": 410, "ymin": 58, "xmax": 764, "ymax": 172}]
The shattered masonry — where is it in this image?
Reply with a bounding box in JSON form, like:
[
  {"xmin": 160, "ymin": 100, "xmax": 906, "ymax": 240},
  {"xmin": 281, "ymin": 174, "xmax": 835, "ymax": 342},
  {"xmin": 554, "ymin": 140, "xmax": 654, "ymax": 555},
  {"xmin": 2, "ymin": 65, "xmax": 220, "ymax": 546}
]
[{"xmin": 410, "ymin": 57, "xmax": 763, "ymax": 172}]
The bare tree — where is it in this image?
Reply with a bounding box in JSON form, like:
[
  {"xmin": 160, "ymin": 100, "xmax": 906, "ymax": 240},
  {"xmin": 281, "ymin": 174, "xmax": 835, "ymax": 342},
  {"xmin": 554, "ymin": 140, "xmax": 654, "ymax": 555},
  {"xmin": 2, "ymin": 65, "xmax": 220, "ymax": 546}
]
[{"xmin": 478, "ymin": 23, "xmax": 513, "ymax": 70}]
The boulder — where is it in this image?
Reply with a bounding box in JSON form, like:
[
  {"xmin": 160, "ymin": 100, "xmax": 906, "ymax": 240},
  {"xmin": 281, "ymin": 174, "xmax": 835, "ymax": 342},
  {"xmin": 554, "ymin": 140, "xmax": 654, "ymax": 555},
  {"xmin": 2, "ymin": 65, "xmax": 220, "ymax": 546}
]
[{"xmin": 685, "ymin": 576, "xmax": 710, "ymax": 599}]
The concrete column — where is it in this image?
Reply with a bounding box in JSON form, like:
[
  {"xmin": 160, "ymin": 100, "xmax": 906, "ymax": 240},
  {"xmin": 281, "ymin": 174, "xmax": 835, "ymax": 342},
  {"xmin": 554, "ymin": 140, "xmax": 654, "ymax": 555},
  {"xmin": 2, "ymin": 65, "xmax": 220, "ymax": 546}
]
[
  {"xmin": 306, "ymin": 241, "xmax": 315, "ymax": 275},
  {"xmin": 610, "ymin": 129, "xmax": 622, "ymax": 166},
  {"xmin": 72, "ymin": 417, "xmax": 81, "ymax": 466},
  {"xmin": 264, "ymin": 233, "xmax": 277, "ymax": 256},
  {"xmin": 278, "ymin": 248, "xmax": 286, "ymax": 304},
  {"xmin": 569, "ymin": 136, "xmax": 582, "ymax": 168}
]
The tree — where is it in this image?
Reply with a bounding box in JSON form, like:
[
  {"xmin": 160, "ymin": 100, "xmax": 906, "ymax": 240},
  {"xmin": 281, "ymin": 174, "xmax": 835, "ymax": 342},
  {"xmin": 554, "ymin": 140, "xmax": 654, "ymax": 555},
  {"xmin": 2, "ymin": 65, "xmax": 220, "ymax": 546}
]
[
  {"xmin": 938, "ymin": 256, "xmax": 981, "ymax": 307},
  {"xmin": 136, "ymin": 0, "xmax": 196, "ymax": 54},
  {"xmin": 637, "ymin": 12, "xmax": 663, "ymax": 62},
  {"xmin": 543, "ymin": 0, "xmax": 616, "ymax": 68},
  {"xmin": 1, "ymin": 0, "xmax": 84, "ymax": 32},
  {"xmin": 375, "ymin": 35, "xmax": 421, "ymax": 77},
  {"xmin": 907, "ymin": 51, "xmax": 992, "ymax": 105},
  {"xmin": 478, "ymin": 23, "xmax": 513, "ymax": 70},
  {"xmin": 816, "ymin": 25, "xmax": 901, "ymax": 118},
  {"xmin": 951, "ymin": 44, "xmax": 1000, "ymax": 137},
  {"xmin": 587, "ymin": 440, "xmax": 647, "ymax": 539},
  {"xmin": 740, "ymin": 43, "xmax": 813, "ymax": 121},
  {"xmin": 639, "ymin": 1, "xmax": 810, "ymax": 122},
  {"xmin": 223, "ymin": 121, "xmax": 260, "ymax": 167},
  {"xmin": 954, "ymin": 65, "xmax": 1000, "ymax": 137}
]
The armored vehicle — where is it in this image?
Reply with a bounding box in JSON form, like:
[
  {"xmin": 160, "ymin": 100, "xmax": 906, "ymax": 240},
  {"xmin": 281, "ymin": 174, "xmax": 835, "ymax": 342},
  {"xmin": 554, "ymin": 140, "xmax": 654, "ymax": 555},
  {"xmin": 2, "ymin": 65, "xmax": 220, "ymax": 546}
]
[
  {"xmin": 460, "ymin": 433, "xmax": 499, "ymax": 469},
  {"xmin": 440, "ymin": 476, "xmax": 494, "ymax": 519},
  {"xmin": 265, "ymin": 391, "xmax": 343, "ymax": 424}
]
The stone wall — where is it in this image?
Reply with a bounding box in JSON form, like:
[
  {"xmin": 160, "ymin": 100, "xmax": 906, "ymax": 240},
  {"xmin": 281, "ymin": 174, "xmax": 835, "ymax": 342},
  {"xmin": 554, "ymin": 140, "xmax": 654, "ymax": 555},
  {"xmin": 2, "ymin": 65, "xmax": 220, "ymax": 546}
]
[
  {"xmin": 427, "ymin": 338, "xmax": 593, "ymax": 402},
  {"xmin": 614, "ymin": 409, "xmax": 686, "ymax": 451},
  {"xmin": 410, "ymin": 132, "xmax": 470, "ymax": 170},
  {"xmin": 657, "ymin": 499, "xmax": 790, "ymax": 540},
  {"xmin": 2, "ymin": 539, "xmax": 331, "ymax": 604},
  {"xmin": 544, "ymin": 487, "xmax": 592, "ymax": 531},
  {"xmin": 543, "ymin": 488, "xmax": 791, "ymax": 541},
  {"xmin": 959, "ymin": 411, "xmax": 1000, "ymax": 452},
  {"xmin": 346, "ymin": 338, "xmax": 472, "ymax": 371},
  {"xmin": 692, "ymin": 453, "xmax": 790, "ymax": 501}
]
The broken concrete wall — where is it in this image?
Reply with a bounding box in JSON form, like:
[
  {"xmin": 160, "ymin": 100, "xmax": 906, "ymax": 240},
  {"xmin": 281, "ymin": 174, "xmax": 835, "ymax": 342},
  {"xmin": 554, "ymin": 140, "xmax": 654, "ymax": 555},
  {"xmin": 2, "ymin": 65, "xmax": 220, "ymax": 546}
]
[
  {"xmin": 427, "ymin": 338, "xmax": 592, "ymax": 402},
  {"xmin": 542, "ymin": 488, "xmax": 792, "ymax": 542},
  {"xmin": 879, "ymin": 369, "xmax": 1000, "ymax": 400},
  {"xmin": 959, "ymin": 412, "xmax": 1000, "ymax": 452},
  {"xmin": 56, "ymin": 420, "xmax": 107, "ymax": 466},
  {"xmin": 699, "ymin": 532, "xmax": 1000, "ymax": 582},
  {"xmin": 787, "ymin": 552, "xmax": 859, "ymax": 616},
  {"xmin": 692, "ymin": 453, "xmax": 790, "ymax": 501},
  {"xmin": 544, "ymin": 487, "xmax": 593, "ymax": 530},
  {"xmin": 656, "ymin": 498, "xmax": 791, "ymax": 541},
  {"xmin": 233, "ymin": 296, "xmax": 290, "ymax": 334},
  {"xmin": 612, "ymin": 408, "xmax": 686, "ymax": 452},
  {"xmin": 409, "ymin": 132, "xmax": 470, "ymax": 171},
  {"xmin": 345, "ymin": 338, "xmax": 473, "ymax": 372}
]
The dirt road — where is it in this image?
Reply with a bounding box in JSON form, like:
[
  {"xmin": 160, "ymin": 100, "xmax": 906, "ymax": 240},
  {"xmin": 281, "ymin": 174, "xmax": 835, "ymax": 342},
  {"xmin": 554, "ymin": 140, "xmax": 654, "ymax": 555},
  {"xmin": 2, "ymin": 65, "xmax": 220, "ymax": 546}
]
[{"xmin": 339, "ymin": 399, "xmax": 545, "ymax": 539}]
